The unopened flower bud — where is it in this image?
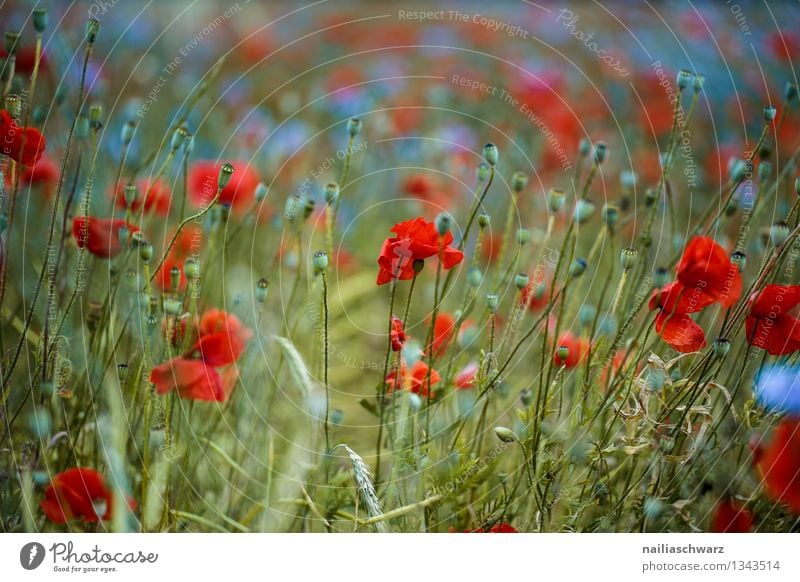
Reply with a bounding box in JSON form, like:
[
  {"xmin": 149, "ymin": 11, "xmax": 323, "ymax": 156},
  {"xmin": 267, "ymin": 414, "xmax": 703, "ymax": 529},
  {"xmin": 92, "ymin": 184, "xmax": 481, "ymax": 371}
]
[
  {"xmin": 4, "ymin": 31, "xmax": 20, "ymax": 55},
  {"xmin": 494, "ymin": 426, "xmax": 517, "ymax": 443},
  {"xmin": 676, "ymin": 69, "xmax": 692, "ymax": 91},
  {"xmin": 574, "ymin": 198, "xmax": 596, "ymax": 224},
  {"xmin": 347, "ymin": 117, "xmax": 362, "ymax": 137},
  {"xmin": 76, "ymin": 115, "xmax": 90, "ymax": 139},
  {"xmin": 467, "ymin": 267, "xmax": 482, "ymax": 287},
  {"xmin": 692, "ymin": 73, "xmax": 705, "ymax": 93},
  {"xmin": 123, "ymin": 183, "xmax": 137, "ymax": 207},
  {"xmin": 171, "ymin": 127, "xmax": 188, "ymax": 151},
  {"xmin": 33, "ymin": 8, "xmax": 48, "ymax": 33},
  {"xmin": 218, "ymin": 163, "xmax": 234, "ymax": 190},
  {"xmin": 514, "ymin": 273, "xmax": 529, "ymax": 290},
  {"xmin": 85, "ymin": 18, "xmax": 100, "ymax": 44},
  {"xmin": 483, "ymin": 143, "xmax": 498, "ymax": 167},
  {"xmin": 547, "ymin": 188, "xmax": 565, "ymax": 212},
  {"xmin": 786, "ymin": 81, "xmax": 799, "ymax": 104},
  {"xmin": 255, "ymin": 182, "xmax": 268, "ymax": 202},
  {"xmin": 435, "ymin": 211, "xmax": 452, "ymax": 236},
  {"xmin": 731, "ymin": 251, "xmax": 746, "ymax": 272},
  {"xmin": 578, "ymin": 138, "xmax": 591, "ymax": 157},
  {"xmin": 511, "ymin": 171, "xmax": 528, "ymax": 193},
  {"xmin": 770, "ymin": 220, "xmax": 790, "ymax": 247},
  {"xmin": 620, "ymin": 248, "xmax": 638, "ymax": 270},
  {"xmin": 121, "ymin": 121, "xmax": 136, "ymax": 146},
  {"xmin": 324, "ymin": 182, "xmax": 339, "ymax": 204},
  {"xmin": 313, "ymin": 250, "xmax": 329, "ymax": 274},
  {"xmin": 184, "ymin": 258, "xmax": 199, "ymax": 279},
  {"xmin": 763, "ymin": 105, "xmax": 777, "ymax": 122}
]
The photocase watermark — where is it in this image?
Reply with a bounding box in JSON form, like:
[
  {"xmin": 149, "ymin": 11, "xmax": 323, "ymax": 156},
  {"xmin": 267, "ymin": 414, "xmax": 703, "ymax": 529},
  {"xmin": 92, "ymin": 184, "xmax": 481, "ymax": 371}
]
[
  {"xmin": 19, "ymin": 541, "xmax": 158, "ymax": 574},
  {"xmin": 451, "ymin": 74, "xmax": 573, "ymax": 170},
  {"xmin": 556, "ymin": 9, "xmax": 629, "ymax": 77},
  {"xmin": 20, "ymin": 542, "xmax": 45, "ymax": 570},
  {"xmin": 397, "ymin": 9, "xmax": 529, "ymax": 39}
]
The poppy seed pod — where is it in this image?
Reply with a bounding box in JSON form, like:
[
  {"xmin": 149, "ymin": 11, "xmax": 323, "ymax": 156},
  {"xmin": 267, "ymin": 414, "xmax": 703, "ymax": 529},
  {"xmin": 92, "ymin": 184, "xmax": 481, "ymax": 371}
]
[
  {"xmin": 729, "ymin": 158, "xmax": 748, "ymax": 182},
  {"xmin": 692, "ymin": 73, "xmax": 705, "ymax": 93},
  {"xmin": 653, "ymin": 266, "xmax": 670, "ymax": 288},
  {"xmin": 303, "ymin": 197, "xmax": 315, "ymax": 220},
  {"xmin": 602, "ymin": 204, "xmax": 619, "ymax": 228},
  {"xmin": 4, "ymin": 31, "xmax": 20, "ymax": 55},
  {"xmin": 592, "ymin": 141, "xmax": 608, "ymax": 165},
  {"xmin": 770, "ymin": 221, "xmax": 790, "ymax": 247},
  {"xmin": 163, "ymin": 297, "xmax": 182, "ymax": 316},
  {"xmin": 578, "ymin": 137, "xmax": 591, "ymax": 157},
  {"xmin": 483, "ymin": 143, "xmax": 498, "ymax": 166},
  {"xmin": 520, "ymin": 388, "xmax": 533, "ymax": 407},
  {"xmin": 731, "ymin": 250, "xmax": 746, "ymax": 272},
  {"xmin": 676, "ymin": 69, "xmax": 692, "ymax": 91},
  {"xmin": 412, "ymin": 258, "xmax": 425, "ymax": 273},
  {"xmin": 713, "ymin": 337, "xmax": 731, "ymax": 359},
  {"xmin": 511, "ymin": 171, "xmax": 528, "ymax": 193},
  {"xmin": 794, "ymin": 177, "xmax": 800, "ymax": 196},
  {"xmin": 578, "ymin": 304, "xmax": 597, "ymax": 327},
  {"xmin": 171, "ymin": 127, "xmax": 188, "ymax": 151},
  {"xmin": 138, "ymin": 241, "xmax": 153, "ymax": 262},
  {"xmin": 255, "ymin": 182, "xmax": 268, "ymax": 202},
  {"xmin": 620, "ymin": 170, "xmax": 637, "ymax": 188},
  {"xmin": 620, "ymin": 248, "xmax": 638, "ymax": 270},
  {"xmin": 169, "ymin": 266, "xmax": 181, "ymax": 291},
  {"xmin": 516, "ymin": 228, "xmax": 531, "ymax": 245},
  {"xmin": 758, "ymin": 161, "xmax": 772, "ymax": 181},
  {"xmin": 313, "ymin": 250, "xmax": 329, "ymax": 273},
  {"xmin": 786, "ymin": 81, "xmax": 799, "ymax": 104},
  {"xmin": 574, "ymin": 198, "xmax": 596, "ymax": 224},
  {"xmin": 184, "ymin": 258, "xmax": 199, "ymax": 279},
  {"xmin": 467, "ymin": 267, "xmax": 482, "ymax": 287},
  {"xmin": 435, "ymin": 211, "xmax": 452, "ymax": 236},
  {"xmin": 763, "ymin": 105, "xmax": 777, "ymax": 122},
  {"xmin": 569, "ymin": 258, "xmax": 587, "ymax": 278},
  {"xmin": 556, "ymin": 345, "xmax": 570, "ymax": 363},
  {"xmin": 324, "ymin": 182, "xmax": 339, "ymax": 204},
  {"xmin": 347, "ymin": 117, "xmax": 362, "ymax": 137},
  {"xmin": 33, "ymin": 8, "xmax": 48, "ymax": 33},
  {"xmin": 256, "ymin": 278, "xmax": 270, "ymax": 303},
  {"xmin": 494, "ymin": 426, "xmax": 517, "ymax": 443},
  {"xmin": 477, "ymin": 213, "xmax": 490, "ymax": 229},
  {"xmin": 476, "ymin": 163, "xmax": 490, "ymax": 183},
  {"xmin": 644, "ymin": 187, "xmax": 658, "ymax": 207},
  {"xmin": 514, "ymin": 273, "xmax": 529, "ymax": 290},
  {"xmin": 89, "ymin": 105, "xmax": 103, "ymax": 129},
  {"xmin": 85, "ymin": 18, "xmax": 100, "ymax": 44},
  {"xmin": 217, "ymin": 163, "xmax": 235, "ymax": 190},
  {"xmin": 547, "ymin": 188, "xmax": 565, "ymax": 212},
  {"xmin": 76, "ymin": 115, "xmax": 90, "ymax": 139},
  {"xmin": 123, "ymin": 183, "xmax": 137, "ymax": 208},
  {"xmin": 486, "ymin": 293, "xmax": 499, "ymax": 312}
]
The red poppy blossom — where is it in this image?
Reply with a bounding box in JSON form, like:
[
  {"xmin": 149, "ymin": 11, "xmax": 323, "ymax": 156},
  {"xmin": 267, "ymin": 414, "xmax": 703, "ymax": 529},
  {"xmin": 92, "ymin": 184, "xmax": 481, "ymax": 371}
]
[
  {"xmin": 150, "ymin": 357, "xmax": 228, "ymax": 402},
  {"xmin": 386, "ymin": 360, "xmax": 441, "ymax": 397},
  {"xmin": 390, "ymin": 316, "xmax": 407, "ymax": 351},
  {"xmin": 376, "ymin": 217, "xmax": 464, "ymax": 285},
  {"xmin": 191, "ymin": 309, "xmax": 253, "ymax": 366},
  {"xmin": 0, "ymin": 109, "xmax": 46, "ymax": 166},
  {"xmin": 454, "ymin": 362, "xmax": 478, "ymax": 389},
  {"xmin": 430, "ymin": 312, "xmax": 456, "ymax": 356},
  {"xmin": 467, "ymin": 522, "xmax": 518, "ymax": 533},
  {"xmin": 753, "ymin": 418, "xmax": 800, "ymax": 514},
  {"xmin": 710, "ymin": 498, "xmax": 754, "ymax": 533},
  {"xmin": 17, "ymin": 156, "xmax": 59, "ymax": 197},
  {"xmin": 114, "ymin": 178, "xmax": 172, "ymax": 215},
  {"xmin": 188, "ymin": 160, "xmax": 261, "ymax": 210},
  {"xmin": 649, "ymin": 237, "xmax": 741, "ymax": 353},
  {"xmin": 521, "ymin": 280, "xmax": 549, "ymax": 311},
  {"xmin": 155, "ymin": 228, "xmax": 200, "ymax": 292},
  {"xmin": 41, "ymin": 467, "xmax": 125, "ymax": 524},
  {"xmin": 72, "ymin": 216, "xmax": 137, "ymax": 259},
  {"xmin": 745, "ymin": 285, "xmax": 800, "ymax": 355},
  {"xmin": 553, "ymin": 331, "xmax": 588, "ymax": 368}
]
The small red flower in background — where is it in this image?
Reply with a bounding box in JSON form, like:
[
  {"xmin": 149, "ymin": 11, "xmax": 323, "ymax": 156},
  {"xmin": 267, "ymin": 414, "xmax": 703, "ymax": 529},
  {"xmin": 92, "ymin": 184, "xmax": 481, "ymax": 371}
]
[
  {"xmin": 390, "ymin": 316, "xmax": 407, "ymax": 351},
  {"xmin": 0, "ymin": 109, "xmax": 46, "ymax": 166},
  {"xmin": 114, "ymin": 178, "xmax": 172, "ymax": 215},
  {"xmin": 16, "ymin": 156, "xmax": 59, "ymax": 197},
  {"xmin": 752, "ymin": 418, "xmax": 800, "ymax": 514},
  {"xmin": 41, "ymin": 467, "xmax": 130, "ymax": 523},
  {"xmin": 386, "ymin": 360, "xmax": 441, "ymax": 397},
  {"xmin": 72, "ymin": 216, "xmax": 137, "ymax": 259},
  {"xmin": 521, "ymin": 280, "xmax": 549, "ymax": 311},
  {"xmin": 553, "ymin": 331, "xmax": 587, "ymax": 368},
  {"xmin": 150, "ymin": 309, "xmax": 252, "ymax": 402},
  {"xmin": 467, "ymin": 522, "xmax": 518, "ymax": 533},
  {"xmin": 376, "ymin": 217, "xmax": 464, "ymax": 285},
  {"xmin": 188, "ymin": 160, "xmax": 260, "ymax": 210},
  {"xmin": 649, "ymin": 237, "xmax": 741, "ymax": 353},
  {"xmin": 0, "ymin": 45, "xmax": 47, "ymax": 75},
  {"xmin": 746, "ymin": 285, "xmax": 800, "ymax": 355},
  {"xmin": 454, "ymin": 362, "xmax": 478, "ymax": 389},
  {"xmin": 710, "ymin": 498, "xmax": 754, "ymax": 533},
  {"xmin": 155, "ymin": 228, "xmax": 199, "ymax": 292},
  {"xmin": 403, "ymin": 174, "xmax": 435, "ymax": 200},
  {"xmin": 430, "ymin": 311, "xmax": 456, "ymax": 356}
]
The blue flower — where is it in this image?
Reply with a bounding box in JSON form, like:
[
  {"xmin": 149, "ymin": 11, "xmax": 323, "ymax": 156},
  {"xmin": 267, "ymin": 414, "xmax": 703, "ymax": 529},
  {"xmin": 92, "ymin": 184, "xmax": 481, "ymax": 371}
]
[{"xmin": 755, "ymin": 365, "xmax": 800, "ymax": 414}]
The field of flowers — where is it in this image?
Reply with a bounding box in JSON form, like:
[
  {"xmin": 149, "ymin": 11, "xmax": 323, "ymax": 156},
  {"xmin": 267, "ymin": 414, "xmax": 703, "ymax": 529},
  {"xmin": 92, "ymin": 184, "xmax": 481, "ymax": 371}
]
[{"xmin": 1, "ymin": 0, "xmax": 800, "ymax": 534}]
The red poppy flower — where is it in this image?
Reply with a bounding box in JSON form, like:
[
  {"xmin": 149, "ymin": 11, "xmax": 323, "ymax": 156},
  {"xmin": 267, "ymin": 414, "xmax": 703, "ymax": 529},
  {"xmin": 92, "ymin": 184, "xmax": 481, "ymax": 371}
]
[
  {"xmin": 72, "ymin": 216, "xmax": 137, "ymax": 259},
  {"xmin": 753, "ymin": 418, "xmax": 800, "ymax": 514},
  {"xmin": 41, "ymin": 467, "xmax": 121, "ymax": 523},
  {"xmin": 386, "ymin": 360, "xmax": 441, "ymax": 397},
  {"xmin": 403, "ymin": 174, "xmax": 436, "ymax": 200},
  {"xmin": 454, "ymin": 362, "xmax": 478, "ymax": 389},
  {"xmin": 188, "ymin": 160, "xmax": 261, "ymax": 210},
  {"xmin": 649, "ymin": 237, "xmax": 741, "ymax": 353},
  {"xmin": 430, "ymin": 312, "xmax": 456, "ymax": 356},
  {"xmin": 150, "ymin": 357, "xmax": 228, "ymax": 402},
  {"xmin": 390, "ymin": 316, "xmax": 407, "ymax": 351},
  {"xmin": 191, "ymin": 309, "xmax": 253, "ymax": 366},
  {"xmin": 114, "ymin": 178, "xmax": 172, "ymax": 215},
  {"xmin": 376, "ymin": 217, "xmax": 464, "ymax": 285},
  {"xmin": 0, "ymin": 109, "xmax": 46, "ymax": 166},
  {"xmin": 710, "ymin": 498, "xmax": 754, "ymax": 533},
  {"xmin": 155, "ymin": 228, "xmax": 200, "ymax": 292},
  {"xmin": 553, "ymin": 331, "xmax": 588, "ymax": 368},
  {"xmin": 17, "ymin": 156, "xmax": 59, "ymax": 197},
  {"xmin": 0, "ymin": 45, "xmax": 47, "ymax": 74},
  {"xmin": 521, "ymin": 280, "xmax": 549, "ymax": 311},
  {"xmin": 745, "ymin": 285, "xmax": 800, "ymax": 355},
  {"xmin": 467, "ymin": 522, "xmax": 518, "ymax": 533}
]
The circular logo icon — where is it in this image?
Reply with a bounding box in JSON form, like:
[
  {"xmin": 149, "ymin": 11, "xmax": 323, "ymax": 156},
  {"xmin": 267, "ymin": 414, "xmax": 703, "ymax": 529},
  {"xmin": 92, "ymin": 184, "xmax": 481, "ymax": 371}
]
[{"xmin": 20, "ymin": 542, "xmax": 46, "ymax": 570}]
